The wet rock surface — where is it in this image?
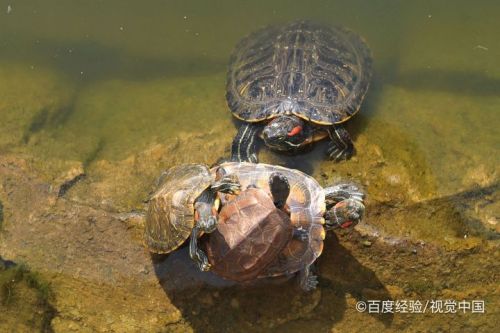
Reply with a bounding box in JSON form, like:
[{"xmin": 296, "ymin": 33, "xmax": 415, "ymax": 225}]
[{"xmin": 0, "ymin": 128, "xmax": 498, "ymax": 332}]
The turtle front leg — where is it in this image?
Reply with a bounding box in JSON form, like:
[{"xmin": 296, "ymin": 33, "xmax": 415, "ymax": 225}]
[
  {"xmin": 298, "ymin": 264, "xmax": 318, "ymax": 291},
  {"xmin": 189, "ymin": 226, "xmax": 211, "ymax": 271},
  {"xmin": 231, "ymin": 123, "xmax": 260, "ymax": 163},
  {"xmin": 190, "ymin": 201, "xmax": 218, "ymax": 271},
  {"xmin": 190, "ymin": 190, "xmax": 219, "ymax": 271},
  {"xmin": 326, "ymin": 125, "xmax": 354, "ymax": 161}
]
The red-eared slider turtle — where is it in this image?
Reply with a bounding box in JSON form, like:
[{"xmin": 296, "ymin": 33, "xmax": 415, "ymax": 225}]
[
  {"xmin": 144, "ymin": 164, "xmax": 240, "ymax": 271},
  {"xmin": 206, "ymin": 173, "xmax": 293, "ymax": 282},
  {"xmin": 228, "ymin": 21, "xmax": 372, "ymax": 162},
  {"xmin": 206, "ymin": 162, "xmax": 365, "ymax": 290}
]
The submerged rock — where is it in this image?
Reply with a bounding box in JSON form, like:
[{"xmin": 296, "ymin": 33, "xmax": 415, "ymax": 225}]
[
  {"xmin": 0, "ymin": 66, "xmax": 75, "ymax": 150},
  {"xmin": 0, "ymin": 259, "xmax": 56, "ymax": 332}
]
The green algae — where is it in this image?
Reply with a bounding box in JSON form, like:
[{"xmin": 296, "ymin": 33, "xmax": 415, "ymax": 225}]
[{"xmin": 0, "ymin": 260, "xmax": 55, "ymax": 332}]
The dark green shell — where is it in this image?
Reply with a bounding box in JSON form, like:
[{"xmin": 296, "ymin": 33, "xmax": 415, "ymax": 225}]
[{"xmin": 227, "ymin": 21, "xmax": 372, "ymax": 125}]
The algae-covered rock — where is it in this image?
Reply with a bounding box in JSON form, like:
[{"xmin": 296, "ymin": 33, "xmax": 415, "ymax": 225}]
[
  {"xmin": 0, "ymin": 154, "xmax": 191, "ymax": 332},
  {"xmin": 0, "ymin": 259, "xmax": 55, "ymax": 333},
  {"xmin": 0, "ymin": 199, "xmax": 3, "ymax": 229}
]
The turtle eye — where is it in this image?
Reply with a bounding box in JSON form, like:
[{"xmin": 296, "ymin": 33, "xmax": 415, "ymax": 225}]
[{"xmin": 287, "ymin": 126, "xmax": 303, "ymax": 137}]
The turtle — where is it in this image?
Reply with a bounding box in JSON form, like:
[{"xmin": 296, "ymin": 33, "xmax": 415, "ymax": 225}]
[
  {"xmin": 144, "ymin": 164, "xmax": 240, "ymax": 271},
  {"xmin": 227, "ymin": 20, "xmax": 372, "ymax": 162},
  {"xmin": 205, "ymin": 172, "xmax": 295, "ymax": 282},
  {"xmin": 205, "ymin": 162, "xmax": 365, "ymax": 291}
]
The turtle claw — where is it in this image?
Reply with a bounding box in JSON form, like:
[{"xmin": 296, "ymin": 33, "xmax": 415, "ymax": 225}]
[
  {"xmin": 327, "ymin": 125, "xmax": 354, "ymax": 162},
  {"xmin": 293, "ymin": 227, "xmax": 309, "ymax": 242},
  {"xmin": 327, "ymin": 145, "xmax": 349, "ymax": 162},
  {"xmin": 189, "ymin": 226, "xmax": 212, "ymax": 272},
  {"xmin": 191, "ymin": 244, "xmax": 211, "ymax": 272},
  {"xmin": 298, "ymin": 265, "xmax": 318, "ymax": 291},
  {"xmin": 304, "ymin": 274, "xmax": 319, "ymax": 291},
  {"xmin": 196, "ymin": 251, "xmax": 211, "ymax": 272},
  {"xmin": 249, "ymin": 153, "xmax": 258, "ymax": 164}
]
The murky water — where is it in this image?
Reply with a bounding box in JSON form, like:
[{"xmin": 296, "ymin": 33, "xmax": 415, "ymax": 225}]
[{"xmin": 0, "ymin": 1, "xmax": 499, "ymax": 332}]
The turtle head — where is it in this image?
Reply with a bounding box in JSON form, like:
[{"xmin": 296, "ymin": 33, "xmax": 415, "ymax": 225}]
[
  {"xmin": 261, "ymin": 115, "xmax": 311, "ymax": 152},
  {"xmin": 325, "ymin": 199, "xmax": 365, "ymax": 230}
]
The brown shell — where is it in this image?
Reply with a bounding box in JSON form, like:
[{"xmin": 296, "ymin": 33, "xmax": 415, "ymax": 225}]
[
  {"xmin": 205, "ymin": 187, "xmax": 293, "ymax": 282},
  {"xmin": 211, "ymin": 162, "xmax": 326, "ymax": 278},
  {"xmin": 144, "ymin": 164, "xmax": 212, "ymax": 253}
]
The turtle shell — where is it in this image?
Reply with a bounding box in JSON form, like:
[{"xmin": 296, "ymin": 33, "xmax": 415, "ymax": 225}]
[
  {"xmin": 211, "ymin": 162, "xmax": 326, "ymax": 278},
  {"xmin": 144, "ymin": 164, "xmax": 212, "ymax": 253},
  {"xmin": 205, "ymin": 187, "xmax": 293, "ymax": 282},
  {"xmin": 226, "ymin": 21, "xmax": 372, "ymax": 125}
]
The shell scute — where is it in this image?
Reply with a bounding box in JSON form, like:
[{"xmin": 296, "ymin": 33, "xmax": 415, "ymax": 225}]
[{"xmin": 227, "ymin": 21, "xmax": 372, "ymax": 125}]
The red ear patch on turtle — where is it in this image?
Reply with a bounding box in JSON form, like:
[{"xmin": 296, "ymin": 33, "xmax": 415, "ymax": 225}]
[
  {"xmin": 287, "ymin": 126, "xmax": 303, "ymax": 137},
  {"xmin": 341, "ymin": 221, "xmax": 353, "ymax": 229},
  {"xmin": 194, "ymin": 210, "xmax": 200, "ymax": 221}
]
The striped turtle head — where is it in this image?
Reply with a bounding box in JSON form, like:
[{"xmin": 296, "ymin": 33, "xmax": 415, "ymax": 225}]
[
  {"xmin": 261, "ymin": 115, "xmax": 312, "ymax": 152},
  {"xmin": 325, "ymin": 198, "xmax": 365, "ymax": 230}
]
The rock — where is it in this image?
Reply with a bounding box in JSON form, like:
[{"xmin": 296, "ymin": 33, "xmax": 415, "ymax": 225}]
[
  {"xmin": 1, "ymin": 76, "xmax": 499, "ymax": 332},
  {"xmin": 0, "ymin": 198, "xmax": 3, "ymax": 227},
  {"xmin": 0, "ymin": 155, "xmax": 189, "ymax": 332},
  {"xmin": 230, "ymin": 298, "xmax": 240, "ymax": 309}
]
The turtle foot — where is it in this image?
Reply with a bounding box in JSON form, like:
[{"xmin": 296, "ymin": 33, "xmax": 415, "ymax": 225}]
[
  {"xmin": 327, "ymin": 125, "xmax": 354, "ymax": 162},
  {"xmin": 298, "ymin": 265, "xmax": 318, "ymax": 291},
  {"xmin": 301, "ymin": 273, "xmax": 318, "ymax": 291},
  {"xmin": 327, "ymin": 144, "xmax": 353, "ymax": 162},
  {"xmin": 196, "ymin": 251, "xmax": 211, "ymax": 272},
  {"xmin": 293, "ymin": 227, "xmax": 309, "ymax": 242}
]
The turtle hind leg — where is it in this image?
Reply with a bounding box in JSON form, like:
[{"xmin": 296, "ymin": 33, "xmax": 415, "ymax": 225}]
[
  {"xmin": 298, "ymin": 265, "xmax": 318, "ymax": 291},
  {"xmin": 231, "ymin": 123, "xmax": 260, "ymax": 163},
  {"xmin": 326, "ymin": 125, "xmax": 354, "ymax": 161}
]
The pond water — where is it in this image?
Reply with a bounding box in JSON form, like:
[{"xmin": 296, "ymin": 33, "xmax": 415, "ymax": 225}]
[{"xmin": 0, "ymin": 1, "xmax": 498, "ymax": 332}]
